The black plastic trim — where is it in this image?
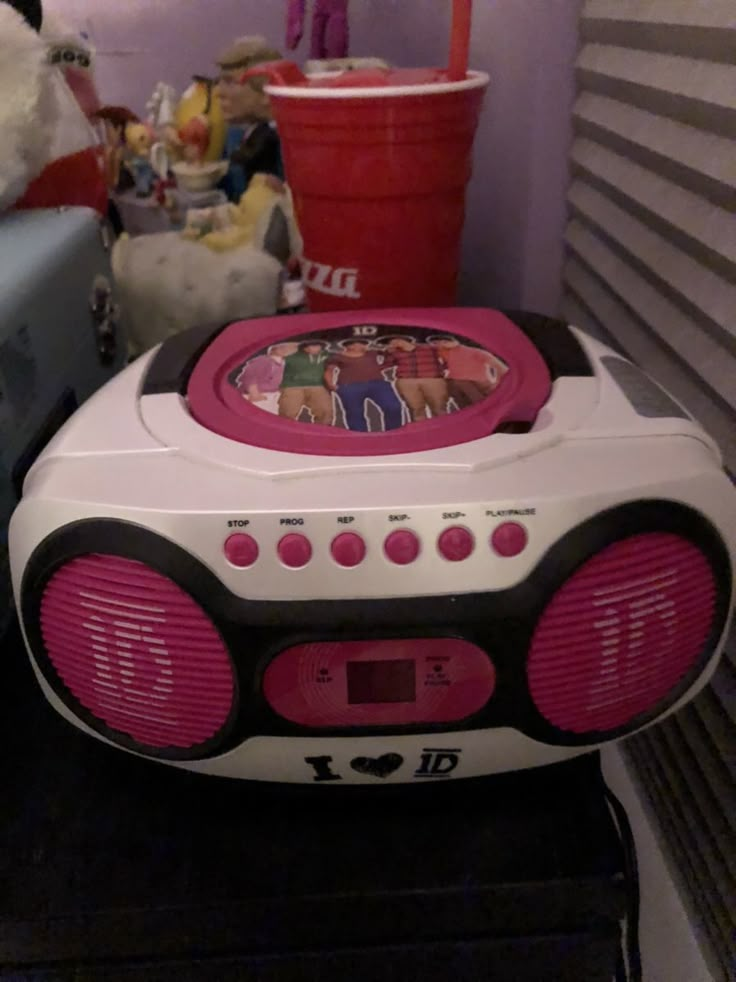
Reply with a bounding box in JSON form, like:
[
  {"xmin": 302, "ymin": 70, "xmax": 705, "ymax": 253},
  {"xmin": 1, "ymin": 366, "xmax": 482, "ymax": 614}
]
[
  {"xmin": 502, "ymin": 310, "xmax": 594, "ymax": 378},
  {"xmin": 141, "ymin": 322, "xmax": 229, "ymax": 396}
]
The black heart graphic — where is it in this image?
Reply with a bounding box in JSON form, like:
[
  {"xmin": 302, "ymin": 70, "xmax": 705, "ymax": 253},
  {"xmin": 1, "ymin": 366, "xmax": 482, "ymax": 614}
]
[{"xmin": 350, "ymin": 753, "xmax": 404, "ymax": 779}]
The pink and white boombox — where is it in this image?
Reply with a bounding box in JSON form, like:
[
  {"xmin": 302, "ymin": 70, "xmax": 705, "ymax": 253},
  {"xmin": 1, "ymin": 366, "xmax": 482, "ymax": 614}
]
[{"xmin": 9, "ymin": 309, "xmax": 736, "ymax": 784}]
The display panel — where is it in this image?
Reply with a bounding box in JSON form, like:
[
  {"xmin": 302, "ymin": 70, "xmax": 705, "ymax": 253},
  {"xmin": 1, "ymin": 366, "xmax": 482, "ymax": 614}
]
[
  {"xmin": 346, "ymin": 658, "xmax": 416, "ymax": 704},
  {"xmin": 262, "ymin": 638, "xmax": 497, "ymax": 727}
]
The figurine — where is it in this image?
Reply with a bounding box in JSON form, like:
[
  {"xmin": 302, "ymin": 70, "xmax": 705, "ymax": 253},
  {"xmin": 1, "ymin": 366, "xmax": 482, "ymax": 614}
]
[
  {"xmin": 146, "ymin": 81, "xmax": 177, "ymax": 133},
  {"xmin": 286, "ymin": 0, "xmax": 349, "ymax": 60},
  {"xmin": 181, "ymin": 173, "xmax": 294, "ymax": 254},
  {"xmin": 214, "ymin": 36, "xmax": 283, "ymax": 202},
  {"xmin": 93, "ymin": 105, "xmax": 139, "ymax": 191},
  {"xmin": 144, "ymin": 76, "xmax": 230, "ymax": 192},
  {"xmin": 174, "ymin": 76, "xmax": 226, "ymax": 163},
  {"xmin": 123, "ymin": 121, "xmax": 155, "ymax": 197},
  {"xmin": 177, "ymin": 114, "xmax": 210, "ymax": 166}
]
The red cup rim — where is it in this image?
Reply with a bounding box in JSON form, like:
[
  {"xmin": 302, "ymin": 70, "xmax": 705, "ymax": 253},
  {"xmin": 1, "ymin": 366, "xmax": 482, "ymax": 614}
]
[{"xmin": 266, "ymin": 69, "xmax": 489, "ymax": 100}]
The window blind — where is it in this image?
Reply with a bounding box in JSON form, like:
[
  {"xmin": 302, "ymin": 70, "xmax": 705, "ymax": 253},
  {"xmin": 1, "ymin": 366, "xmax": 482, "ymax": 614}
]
[{"xmin": 560, "ymin": 3, "xmax": 736, "ymax": 978}]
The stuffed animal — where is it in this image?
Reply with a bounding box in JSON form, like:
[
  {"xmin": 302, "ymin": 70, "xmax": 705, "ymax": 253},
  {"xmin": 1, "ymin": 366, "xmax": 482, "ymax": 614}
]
[
  {"xmin": 111, "ymin": 187, "xmax": 300, "ymax": 356},
  {"xmin": 42, "ymin": 12, "xmax": 101, "ymax": 121},
  {"xmin": 112, "ymin": 235, "xmax": 283, "ymax": 358},
  {"xmin": 0, "ymin": 0, "xmax": 107, "ymax": 214},
  {"xmin": 0, "ymin": 1, "xmax": 52, "ymax": 210},
  {"xmin": 5, "ymin": 0, "xmax": 40, "ymax": 29}
]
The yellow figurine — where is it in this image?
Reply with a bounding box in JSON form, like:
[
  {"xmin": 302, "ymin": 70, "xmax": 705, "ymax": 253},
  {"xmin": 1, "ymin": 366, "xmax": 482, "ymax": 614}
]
[
  {"xmin": 174, "ymin": 76, "xmax": 226, "ymax": 163},
  {"xmin": 182, "ymin": 173, "xmax": 288, "ymax": 252}
]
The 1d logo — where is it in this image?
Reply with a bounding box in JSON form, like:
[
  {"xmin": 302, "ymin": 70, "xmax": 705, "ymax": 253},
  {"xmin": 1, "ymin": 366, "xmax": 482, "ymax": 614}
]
[
  {"xmin": 301, "ymin": 258, "xmax": 361, "ymax": 300},
  {"xmin": 414, "ymin": 748, "xmax": 461, "ymax": 778},
  {"xmin": 304, "ymin": 748, "xmax": 463, "ymax": 783}
]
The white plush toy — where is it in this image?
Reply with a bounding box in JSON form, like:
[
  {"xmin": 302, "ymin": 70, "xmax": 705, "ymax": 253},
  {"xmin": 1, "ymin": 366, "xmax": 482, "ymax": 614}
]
[
  {"xmin": 112, "ymin": 175, "xmax": 302, "ymax": 357},
  {"xmin": 0, "ymin": 0, "xmax": 105, "ymax": 214},
  {"xmin": 112, "ymin": 235, "xmax": 287, "ymax": 358},
  {"xmin": 0, "ymin": 2, "xmax": 54, "ymax": 210},
  {"xmin": 111, "ymin": 194, "xmax": 302, "ymax": 356}
]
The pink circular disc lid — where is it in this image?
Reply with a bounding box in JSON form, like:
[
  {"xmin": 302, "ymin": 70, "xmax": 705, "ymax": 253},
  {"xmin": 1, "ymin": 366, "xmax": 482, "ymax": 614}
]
[{"xmin": 186, "ymin": 308, "xmax": 551, "ymax": 457}]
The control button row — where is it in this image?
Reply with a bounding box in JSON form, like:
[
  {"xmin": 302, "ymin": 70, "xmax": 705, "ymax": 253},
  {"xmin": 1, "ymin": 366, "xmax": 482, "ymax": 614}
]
[
  {"xmin": 384, "ymin": 524, "xmax": 527, "ymax": 564},
  {"xmin": 225, "ymin": 523, "xmax": 528, "ymax": 570}
]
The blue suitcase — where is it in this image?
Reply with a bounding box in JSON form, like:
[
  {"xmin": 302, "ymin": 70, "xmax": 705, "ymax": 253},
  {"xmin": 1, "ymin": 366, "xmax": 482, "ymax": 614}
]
[{"xmin": 0, "ymin": 207, "xmax": 126, "ymax": 631}]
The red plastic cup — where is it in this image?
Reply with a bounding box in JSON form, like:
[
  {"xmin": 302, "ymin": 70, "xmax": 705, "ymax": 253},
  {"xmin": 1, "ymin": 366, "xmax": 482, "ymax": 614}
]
[{"xmin": 248, "ymin": 63, "xmax": 488, "ymax": 312}]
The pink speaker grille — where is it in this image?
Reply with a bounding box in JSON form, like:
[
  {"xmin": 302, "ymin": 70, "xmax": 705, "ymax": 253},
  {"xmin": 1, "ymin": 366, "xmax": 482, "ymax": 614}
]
[
  {"xmin": 527, "ymin": 533, "xmax": 716, "ymax": 734},
  {"xmin": 40, "ymin": 555, "xmax": 235, "ymax": 750}
]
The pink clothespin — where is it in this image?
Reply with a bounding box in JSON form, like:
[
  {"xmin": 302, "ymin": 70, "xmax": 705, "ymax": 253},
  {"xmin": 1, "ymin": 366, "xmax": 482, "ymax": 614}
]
[{"xmin": 286, "ymin": 0, "xmax": 349, "ymax": 60}]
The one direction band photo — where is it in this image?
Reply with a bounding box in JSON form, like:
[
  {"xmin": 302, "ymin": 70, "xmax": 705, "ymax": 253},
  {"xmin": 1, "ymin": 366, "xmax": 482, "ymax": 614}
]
[{"xmin": 228, "ymin": 324, "xmax": 509, "ymax": 433}]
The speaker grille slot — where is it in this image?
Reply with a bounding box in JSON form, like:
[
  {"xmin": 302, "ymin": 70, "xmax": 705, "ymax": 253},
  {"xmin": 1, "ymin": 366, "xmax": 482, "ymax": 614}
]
[
  {"xmin": 527, "ymin": 533, "xmax": 716, "ymax": 735},
  {"xmin": 40, "ymin": 555, "xmax": 235, "ymax": 750}
]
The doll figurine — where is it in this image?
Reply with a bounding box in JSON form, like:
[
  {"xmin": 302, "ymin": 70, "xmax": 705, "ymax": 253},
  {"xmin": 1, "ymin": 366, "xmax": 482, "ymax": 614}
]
[
  {"xmin": 174, "ymin": 76, "xmax": 226, "ymax": 162},
  {"xmin": 286, "ymin": 0, "xmax": 349, "ymax": 60},
  {"xmin": 93, "ymin": 105, "xmax": 138, "ymax": 191},
  {"xmin": 146, "ymin": 81, "xmax": 177, "ymax": 132},
  {"xmin": 124, "ymin": 121, "xmax": 155, "ymax": 197},
  {"xmin": 214, "ymin": 36, "xmax": 283, "ymax": 202},
  {"xmin": 178, "ymin": 114, "xmax": 210, "ymax": 165}
]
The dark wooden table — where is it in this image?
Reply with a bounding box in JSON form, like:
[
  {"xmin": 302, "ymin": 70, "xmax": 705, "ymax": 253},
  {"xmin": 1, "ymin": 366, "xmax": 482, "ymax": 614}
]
[{"xmin": 0, "ymin": 620, "xmax": 625, "ymax": 981}]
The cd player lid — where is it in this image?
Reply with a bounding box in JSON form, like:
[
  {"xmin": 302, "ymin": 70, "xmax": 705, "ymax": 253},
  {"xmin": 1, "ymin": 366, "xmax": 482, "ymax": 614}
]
[{"xmin": 179, "ymin": 308, "xmax": 560, "ymax": 459}]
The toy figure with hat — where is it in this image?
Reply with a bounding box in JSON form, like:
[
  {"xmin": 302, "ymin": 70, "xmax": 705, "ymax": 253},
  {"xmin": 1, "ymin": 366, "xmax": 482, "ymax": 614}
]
[{"xmin": 214, "ymin": 35, "xmax": 284, "ymax": 203}]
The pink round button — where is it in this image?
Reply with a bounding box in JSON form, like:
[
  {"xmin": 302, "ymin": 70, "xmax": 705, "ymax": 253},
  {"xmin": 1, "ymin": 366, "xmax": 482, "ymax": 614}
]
[
  {"xmin": 438, "ymin": 526, "xmax": 475, "ymax": 562},
  {"xmin": 491, "ymin": 522, "xmax": 528, "ymax": 557},
  {"xmin": 278, "ymin": 533, "xmax": 313, "ymax": 569},
  {"xmin": 224, "ymin": 533, "xmax": 259, "ymax": 568},
  {"xmin": 330, "ymin": 532, "xmax": 367, "ymax": 568},
  {"xmin": 384, "ymin": 529, "xmax": 421, "ymax": 565}
]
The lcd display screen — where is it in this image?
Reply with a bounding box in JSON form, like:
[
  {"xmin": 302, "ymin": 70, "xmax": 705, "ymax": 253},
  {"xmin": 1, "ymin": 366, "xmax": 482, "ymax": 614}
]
[{"xmin": 346, "ymin": 659, "xmax": 416, "ymax": 704}]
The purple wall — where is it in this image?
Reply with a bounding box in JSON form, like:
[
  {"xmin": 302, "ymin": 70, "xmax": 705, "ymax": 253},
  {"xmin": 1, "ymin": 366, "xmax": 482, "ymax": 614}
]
[
  {"xmin": 45, "ymin": 0, "xmax": 580, "ymax": 314},
  {"xmin": 462, "ymin": 0, "xmax": 582, "ymax": 314}
]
